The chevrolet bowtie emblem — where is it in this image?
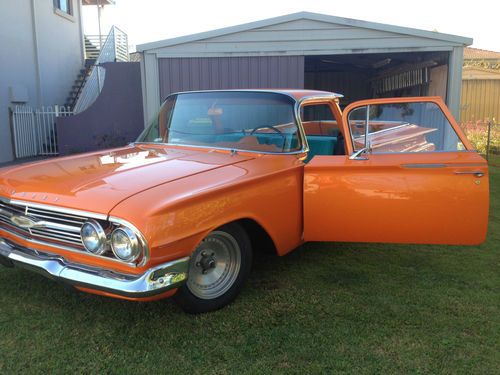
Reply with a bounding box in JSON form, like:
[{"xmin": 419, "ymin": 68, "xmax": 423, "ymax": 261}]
[{"xmin": 10, "ymin": 215, "xmax": 40, "ymax": 229}]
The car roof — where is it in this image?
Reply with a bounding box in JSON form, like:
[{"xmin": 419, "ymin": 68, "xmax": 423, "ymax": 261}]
[{"xmin": 170, "ymin": 89, "xmax": 343, "ymax": 102}]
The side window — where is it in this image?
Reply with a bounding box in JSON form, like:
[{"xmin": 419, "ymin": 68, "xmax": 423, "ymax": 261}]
[
  {"xmin": 301, "ymin": 104, "xmax": 339, "ymax": 136},
  {"xmin": 54, "ymin": 0, "xmax": 72, "ymax": 15},
  {"xmin": 348, "ymin": 101, "xmax": 466, "ymax": 153},
  {"xmin": 300, "ymin": 103, "xmax": 345, "ymax": 158}
]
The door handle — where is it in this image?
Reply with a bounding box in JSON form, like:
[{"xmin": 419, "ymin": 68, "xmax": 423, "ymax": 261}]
[{"xmin": 454, "ymin": 171, "xmax": 484, "ymax": 177}]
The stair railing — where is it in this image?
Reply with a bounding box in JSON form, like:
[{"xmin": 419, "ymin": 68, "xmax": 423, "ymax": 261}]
[
  {"xmin": 74, "ymin": 26, "xmax": 129, "ymax": 114},
  {"xmin": 84, "ymin": 35, "xmax": 107, "ymax": 60}
]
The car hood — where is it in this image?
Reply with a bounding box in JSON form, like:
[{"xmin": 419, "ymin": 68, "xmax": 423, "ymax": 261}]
[{"xmin": 0, "ymin": 145, "xmax": 254, "ymax": 215}]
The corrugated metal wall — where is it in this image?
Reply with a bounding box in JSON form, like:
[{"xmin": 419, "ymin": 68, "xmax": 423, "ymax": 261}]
[
  {"xmin": 460, "ymin": 80, "xmax": 500, "ymax": 122},
  {"xmin": 158, "ymin": 56, "xmax": 304, "ymax": 101}
]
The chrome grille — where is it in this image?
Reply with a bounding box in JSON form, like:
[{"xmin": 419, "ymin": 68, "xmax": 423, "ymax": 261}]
[{"xmin": 0, "ymin": 200, "xmax": 86, "ymax": 248}]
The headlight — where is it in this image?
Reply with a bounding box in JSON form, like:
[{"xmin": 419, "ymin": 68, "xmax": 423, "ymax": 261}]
[
  {"xmin": 81, "ymin": 220, "xmax": 107, "ymax": 255},
  {"xmin": 111, "ymin": 227, "xmax": 141, "ymax": 262}
]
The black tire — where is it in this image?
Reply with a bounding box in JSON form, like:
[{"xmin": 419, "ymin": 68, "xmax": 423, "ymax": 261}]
[{"xmin": 174, "ymin": 222, "xmax": 252, "ymax": 313}]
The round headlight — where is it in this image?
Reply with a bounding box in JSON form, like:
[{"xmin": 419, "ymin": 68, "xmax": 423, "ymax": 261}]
[
  {"xmin": 111, "ymin": 227, "xmax": 140, "ymax": 262},
  {"xmin": 81, "ymin": 220, "xmax": 107, "ymax": 255}
]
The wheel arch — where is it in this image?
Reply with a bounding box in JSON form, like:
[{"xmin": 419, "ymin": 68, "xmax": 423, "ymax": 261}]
[{"xmin": 229, "ymin": 218, "xmax": 278, "ymax": 256}]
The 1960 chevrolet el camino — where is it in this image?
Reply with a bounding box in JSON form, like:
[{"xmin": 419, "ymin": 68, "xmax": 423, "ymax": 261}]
[{"xmin": 0, "ymin": 90, "xmax": 489, "ymax": 313}]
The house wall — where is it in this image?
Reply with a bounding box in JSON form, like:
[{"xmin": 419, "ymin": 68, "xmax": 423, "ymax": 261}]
[{"xmin": 0, "ymin": 0, "xmax": 84, "ymax": 163}]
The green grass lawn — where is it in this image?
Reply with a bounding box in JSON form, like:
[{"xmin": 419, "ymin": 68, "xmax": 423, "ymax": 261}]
[{"xmin": 0, "ymin": 166, "xmax": 498, "ymax": 375}]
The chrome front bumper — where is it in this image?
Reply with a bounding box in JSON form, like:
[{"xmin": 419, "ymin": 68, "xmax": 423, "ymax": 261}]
[{"xmin": 0, "ymin": 237, "xmax": 189, "ymax": 298}]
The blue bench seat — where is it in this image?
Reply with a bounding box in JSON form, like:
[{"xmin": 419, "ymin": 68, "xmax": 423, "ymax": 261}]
[{"xmin": 305, "ymin": 135, "xmax": 337, "ymax": 162}]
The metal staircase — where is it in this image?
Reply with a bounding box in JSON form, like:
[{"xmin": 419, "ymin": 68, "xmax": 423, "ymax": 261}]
[
  {"xmin": 65, "ymin": 26, "xmax": 129, "ymax": 112},
  {"xmin": 64, "ymin": 65, "xmax": 93, "ymax": 110}
]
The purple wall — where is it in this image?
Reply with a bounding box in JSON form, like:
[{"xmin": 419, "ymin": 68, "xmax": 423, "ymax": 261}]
[
  {"xmin": 56, "ymin": 62, "xmax": 144, "ymax": 155},
  {"xmin": 158, "ymin": 56, "xmax": 305, "ymax": 101}
]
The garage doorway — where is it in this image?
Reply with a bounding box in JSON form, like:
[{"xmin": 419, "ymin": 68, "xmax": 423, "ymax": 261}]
[{"xmin": 304, "ymin": 52, "xmax": 450, "ymax": 108}]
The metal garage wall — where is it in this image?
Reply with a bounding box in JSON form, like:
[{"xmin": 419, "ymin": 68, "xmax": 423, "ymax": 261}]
[{"xmin": 158, "ymin": 56, "xmax": 304, "ymax": 101}]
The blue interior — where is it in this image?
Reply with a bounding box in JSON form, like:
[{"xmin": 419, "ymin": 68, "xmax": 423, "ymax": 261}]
[
  {"xmin": 172, "ymin": 132, "xmax": 296, "ymax": 150},
  {"xmin": 170, "ymin": 131, "xmax": 339, "ymax": 161},
  {"xmin": 304, "ymin": 135, "xmax": 338, "ymax": 162}
]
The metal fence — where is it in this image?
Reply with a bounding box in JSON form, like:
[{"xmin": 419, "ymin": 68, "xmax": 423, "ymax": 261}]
[
  {"xmin": 74, "ymin": 26, "xmax": 129, "ymax": 114},
  {"xmin": 460, "ymin": 120, "xmax": 499, "ymax": 161},
  {"xmin": 11, "ymin": 105, "xmax": 73, "ymax": 158}
]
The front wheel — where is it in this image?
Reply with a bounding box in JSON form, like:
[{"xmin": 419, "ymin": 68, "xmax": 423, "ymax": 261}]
[{"xmin": 174, "ymin": 223, "xmax": 252, "ymax": 313}]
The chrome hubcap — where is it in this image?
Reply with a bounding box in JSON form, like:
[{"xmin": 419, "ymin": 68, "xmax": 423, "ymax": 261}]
[{"xmin": 187, "ymin": 231, "xmax": 241, "ymax": 299}]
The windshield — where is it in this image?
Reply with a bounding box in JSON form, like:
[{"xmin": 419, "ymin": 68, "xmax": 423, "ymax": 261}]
[{"xmin": 137, "ymin": 91, "xmax": 301, "ymax": 153}]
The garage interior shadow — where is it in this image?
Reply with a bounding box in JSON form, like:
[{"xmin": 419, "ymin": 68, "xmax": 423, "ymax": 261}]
[{"xmin": 304, "ymin": 51, "xmax": 450, "ymax": 107}]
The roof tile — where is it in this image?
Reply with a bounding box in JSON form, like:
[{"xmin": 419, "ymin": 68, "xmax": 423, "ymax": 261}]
[{"xmin": 464, "ymin": 47, "xmax": 500, "ymax": 60}]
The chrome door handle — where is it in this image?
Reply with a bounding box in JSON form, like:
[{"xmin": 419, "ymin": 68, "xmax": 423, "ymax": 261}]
[{"xmin": 454, "ymin": 171, "xmax": 484, "ymax": 177}]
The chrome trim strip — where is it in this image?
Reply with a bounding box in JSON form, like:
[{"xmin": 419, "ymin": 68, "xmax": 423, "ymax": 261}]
[
  {"xmin": 29, "ymin": 230, "xmax": 82, "ymax": 244},
  {"xmin": 401, "ymin": 163, "xmax": 487, "ymax": 170},
  {"xmin": 0, "ymin": 237, "xmax": 189, "ymax": 298},
  {"xmin": 351, "ymin": 150, "xmax": 476, "ymax": 156},
  {"xmin": 295, "ymin": 94, "xmax": 346, "ymax": 158},
  {"xmin": 165, "ymin": 89, "xmax": 344, "ymax": 99},
  {"xmin": 402, "ymin": 164, "xmax": 447, "ymax": 168},
  {"xmin": 0, "ymin": 204, "xmax": 81, "ymax": 232},
  {"xmin": 4, "ymin": 197, "xmax": 107, "ymax": 220},
  {"xmin": 133, "ymin": 142, "xmax": 306, "ymax": 156},
  {"xmin": 34, "ymin": 221, "xmax": 81, "ymax": 233}
]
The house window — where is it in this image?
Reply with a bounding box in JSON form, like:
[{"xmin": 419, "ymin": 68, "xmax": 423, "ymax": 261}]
[{"xmin": 54, "ymin": 0, "xmax": 72, "ymax": 15}]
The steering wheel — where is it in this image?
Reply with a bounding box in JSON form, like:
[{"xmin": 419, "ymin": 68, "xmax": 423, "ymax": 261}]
[
  {"xmin": 249, "ymin": 125, "xmax": 285, "ymax": 137},
  {"xmin": 249, "ymin": 125, "xmax": 287, "ymax": 150},
  {"xmin": 249, "ymin": 125, "xmax": 283, "ymax": 135}
]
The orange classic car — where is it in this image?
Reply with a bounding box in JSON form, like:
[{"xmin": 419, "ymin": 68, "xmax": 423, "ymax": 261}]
[{"xmin": 0, "ymin": 90, "xmax": 489, "ymax": 313}]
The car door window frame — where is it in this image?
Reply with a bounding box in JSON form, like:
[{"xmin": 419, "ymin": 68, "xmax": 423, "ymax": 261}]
[
  {"xmin": 342, "ymin": 96, "xmax": 474, "ymax": 157},
  {"xmin": 298, "ymin": 97, "xmax": 352, "ymax": 156}
]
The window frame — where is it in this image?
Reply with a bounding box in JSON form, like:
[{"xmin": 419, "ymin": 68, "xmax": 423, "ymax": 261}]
[
  {"xmin": 136, "ymin": 91, "xmax": 309, "ymax": 155},
  {"xmin": 54, "ymin": 0, "xmax": 74, "ymax": 21},
  {"xmin": 342, "ymin": 96, "xmax": 474, "ymax": 155}
]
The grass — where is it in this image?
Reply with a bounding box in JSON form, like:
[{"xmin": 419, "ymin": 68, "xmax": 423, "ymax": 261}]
[{"xmin": 0, "ymin": 166, "xmax": 499, "ymax": 375}]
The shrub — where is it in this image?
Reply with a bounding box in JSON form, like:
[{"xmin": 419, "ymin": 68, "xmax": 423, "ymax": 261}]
[{"xmin": 460, "ymin": 121, "xmax": 500, "ymax": 155}]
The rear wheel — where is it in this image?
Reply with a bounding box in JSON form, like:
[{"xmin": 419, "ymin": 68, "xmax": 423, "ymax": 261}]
[{"xmin": 174, "ymin": 223, "xmax": 252, "ymax": 313}]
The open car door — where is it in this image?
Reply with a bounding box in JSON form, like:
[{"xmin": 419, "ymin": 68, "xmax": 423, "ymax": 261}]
[{"xmin": 303, "ymin": 97, "xmax": 489, "ymax": 245}]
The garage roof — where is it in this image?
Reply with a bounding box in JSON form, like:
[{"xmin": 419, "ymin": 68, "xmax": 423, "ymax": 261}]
[{"xmin": 137, "ymin": 11, "xmax": 472, "ymax": 56}]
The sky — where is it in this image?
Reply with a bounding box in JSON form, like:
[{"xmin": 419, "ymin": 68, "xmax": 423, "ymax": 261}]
[{"xmin": 82, "ymin": 0, "xmax": 500, "ymax": 52}]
